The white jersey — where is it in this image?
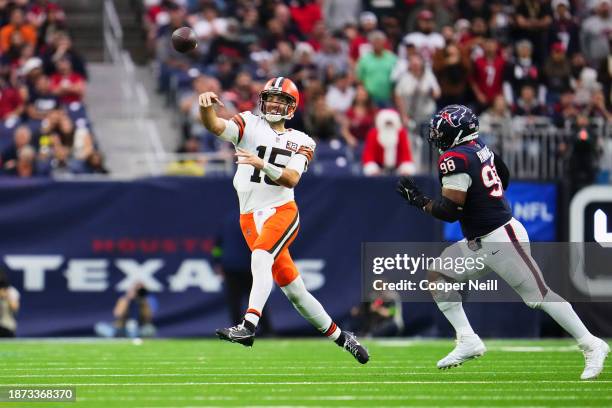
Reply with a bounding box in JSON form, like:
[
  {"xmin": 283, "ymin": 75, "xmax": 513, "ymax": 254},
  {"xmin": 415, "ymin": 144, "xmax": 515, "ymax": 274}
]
[{"xmin": 223, "ymin": 111, "xmax": 316, "ymax": 214}]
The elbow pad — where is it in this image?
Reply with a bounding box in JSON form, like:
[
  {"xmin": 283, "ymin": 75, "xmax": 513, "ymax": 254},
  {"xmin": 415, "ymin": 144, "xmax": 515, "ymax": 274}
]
[{"xmin": 431, "ymin": 196, "xmax": 464, "ymax": 222}]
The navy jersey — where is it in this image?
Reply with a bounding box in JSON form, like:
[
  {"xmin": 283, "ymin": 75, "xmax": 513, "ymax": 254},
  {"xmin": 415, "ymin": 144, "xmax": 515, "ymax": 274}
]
[{"xmin": 438, "ymin": 140, "xmax": 512, "ymax": 239}]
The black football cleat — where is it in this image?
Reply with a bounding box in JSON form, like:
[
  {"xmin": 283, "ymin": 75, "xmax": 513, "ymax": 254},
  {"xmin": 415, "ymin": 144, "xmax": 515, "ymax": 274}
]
[
  {"xmin": 216, "ymin": 324, "xmax": 255, "ymax": 347},
  {"xmin": 341, "ymin": 331, "xmax": 370, "ymax": 364}
]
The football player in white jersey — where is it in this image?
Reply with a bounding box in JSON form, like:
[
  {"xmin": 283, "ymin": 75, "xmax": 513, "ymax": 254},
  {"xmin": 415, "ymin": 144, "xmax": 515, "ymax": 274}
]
[{"xmin": 199, "ymin": 77, "xmax": 369, "ymax": 364}]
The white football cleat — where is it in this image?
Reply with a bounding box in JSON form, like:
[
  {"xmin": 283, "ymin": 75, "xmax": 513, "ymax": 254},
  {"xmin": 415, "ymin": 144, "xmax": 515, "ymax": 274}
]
[
  {"xmin": 580, "ymin": 338, "xmax": 610, "ymax": 380},
  {"xmin": 437, "ymin": 334, "xmax": 486, "ymax": 369}
]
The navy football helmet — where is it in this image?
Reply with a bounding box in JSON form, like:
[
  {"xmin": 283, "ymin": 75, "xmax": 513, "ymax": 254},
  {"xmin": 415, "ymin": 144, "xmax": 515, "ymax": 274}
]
[{"xmin": 428, "ymin": 105, "xmax": 479, "ymax": 151}]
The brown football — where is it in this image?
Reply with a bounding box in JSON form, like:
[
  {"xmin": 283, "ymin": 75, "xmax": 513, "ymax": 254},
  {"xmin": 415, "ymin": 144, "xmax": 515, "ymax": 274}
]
[{"xmin": 171, "ymin": 27, "xmax": 197, "ymax": 53}]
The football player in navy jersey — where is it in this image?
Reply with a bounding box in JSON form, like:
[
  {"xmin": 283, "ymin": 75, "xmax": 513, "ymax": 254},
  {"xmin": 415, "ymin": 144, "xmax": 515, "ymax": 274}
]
[{"xmin": 396, "ymin": 105, "xmax": 608, "ymax": 380}]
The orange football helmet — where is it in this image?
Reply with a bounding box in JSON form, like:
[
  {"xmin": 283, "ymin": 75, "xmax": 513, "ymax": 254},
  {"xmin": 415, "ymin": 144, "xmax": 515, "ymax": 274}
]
[{"xmin": 259, "ymin": 77, "xmax": 300, "ymax": 122}]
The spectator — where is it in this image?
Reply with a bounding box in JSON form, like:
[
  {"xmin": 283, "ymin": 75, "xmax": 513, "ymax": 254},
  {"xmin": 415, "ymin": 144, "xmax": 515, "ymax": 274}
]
[
  {"xmin": 35, "ymin": 4, "xmax": 65, "ymax": 52},
  {"xmin": 187, "ymin": 5, "xmax": 227, "ymax": 57},
  {"xmin": 584, "ymin": 89, "xmax": 612, "ymax": 121},
  {"xmin": 0, "ymin": 270, "xmax": 19, "ymax": 337},
  {"xmin": 549, "ymin": 0, "xmax": 580, "ymax": 56},
  {"xmin": 224, "ymin": 71, "xmax": 257, "ymax": 113},
  {"xmin": 204, "ymin": 55, "xmax": 237, "ymax": 90},
  {"xmin": 291, "ymin": 42, "xmax": 318, "ymax": 90},
  {"xmin": 325, "ymin": 71, "xmax": 355, "ymax": 115},
  {"xmin": 542, "ymin": 42, "xmax": 572, "ymax": 105},
  {"xmin": 459, "ymin": 0, "xmax": 490, "ymax": 21},
  {"xmin": 205, "ymin": 18, "xmax": 248, "ymax": 65},
  {"xmin": 26, "ymin": 74, "xmax": 60, "ymax": 122},
  {"xmin": 580, "ymin": 0, "xmax": 612, "ymax": 68},
  {"xmin": 400, "ymin": 9, "xmax": 445, "ymax": 63},
  {"xmin": 503, "ymin": 39, "xmax": 542, "ymax": 107},
  {"xmin": 322, "ymin": 0, "xmax": 361, "ymax": 32},
  {"xmin": 271, "ymin": 40, "xmax": 295, "ymax": 78},
  {"xmin": 404, "ymin": 0, "xmax": 454, "ymax": 33},
  {"xmin": 479, "ymin": 94, "xmax": 512, "ymax": 150},
  {"xmin": 569, "ymin": 114, "xmax": 601, "ymax": 195},
  {"xmin": 50, "ymin": 57, "xmax": 85, "ymax": 105},
  {"xmin": 0, "ymin": 76, "xmax": 24, "ymax": 121},
  {"xmin": 471, "ymin": 38, "xmax": 506, "ymax": 111},
  {"xmin": 513, "ymin": 0, "xmax": 553, "ymax": 64},
  {"xmin": 237, "ymin": 7, "xmax": 264, "ymax": 52},
  {"xmin": 314, "ymin": 33, "xmax": 349, "ymax": 80},
  {"xmin": 597, "ymin": 40, "xmax": 611, "ymax": 110},
  {"xmin": 356, "ymin": 30, "xmax": 397, "ymax": 106},
  {"xmin": 95, "ymin": 282, "xmax": 158, "ymax": 338},
  {"xmin": 155, "ymin": 4, "xmax": 196, "ymax": 92},
  {"xmin": 394, "ymin": 54, "xmax": 441, "ymax": 128},
  {"xmin": 348, "ymin": 292, "xmax": 404, "ymax": 337},
  {"xmin": 27, "ymin": 0, "xmax": 65, "ymax": 29},
  {"xmin": 10, "ymin": 145, "xmax": 37, "ymax": 177},
  {"xmin": 488, "ymin": 0, "xmax": 511, "ymax": 44},
  {"xmin": 362, "ymin": 109, "xmax": 415, "ymax": 176},
  {"xmin": 551, "ymin": 89, "xmax": 580, "ymax": 128},
  {"xmin": 41, "ymin": 31, "xmax": 87, "ymax": 78},
  {"xmin": 2, "ymin": 125, "xmax": 32, "ymax": 165},
  {"xmin": 432, "ymin": 43, "xmax": 471, "ymax": 107},
  {"xmin": 20, "ymin": 56, "xmax": 44, "ymax": 95},
  {"xmin": 180, "ymin": 75, "xmax": 235, "ymax": 150},
  {"xmin": 290, "ymin": 0, "xmax": 323, "ymax": 37},
  {"xmin": 348, "ymin": 11, "xmax": 379, "ymax": 63},
  {"xmin": 513, "ymin": 84, "xmax": 545, "ymax": 117},
  {"xmin": 304, "ymin": 93, "xmax": 340, "ymax": 141},
  {"xmin": 570, "ymin": 52, "xmax": 600, "ymax": 106},
  {"xmin": 458, "ymin": 16, "xmax": 488, "ymax": 61},
  {"xmin": 0, "ymin": 7, "xmax": 37, "ymax": 53},
  {"xmin": 340, "ymin": 84, "xmax": 377, "ymax": 144}
]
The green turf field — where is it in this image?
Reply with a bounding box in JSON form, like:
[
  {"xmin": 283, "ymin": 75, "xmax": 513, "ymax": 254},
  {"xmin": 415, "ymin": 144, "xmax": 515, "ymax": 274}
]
[{"xmin": 0, "ymin": 338, "xmax": 609, "ymax": 407}]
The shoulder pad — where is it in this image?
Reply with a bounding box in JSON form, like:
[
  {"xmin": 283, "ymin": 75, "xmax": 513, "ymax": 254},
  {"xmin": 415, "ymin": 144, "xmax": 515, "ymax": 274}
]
[{"xmin": 438, "ymin": 150, "xmax": 469, "ymax": 176}]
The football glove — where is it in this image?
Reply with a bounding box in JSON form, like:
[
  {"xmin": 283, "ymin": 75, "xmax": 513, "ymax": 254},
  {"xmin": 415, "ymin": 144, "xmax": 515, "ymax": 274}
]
[{"xmin": 396, "ymin": 177, "xmax": 431, "ymax": 209}]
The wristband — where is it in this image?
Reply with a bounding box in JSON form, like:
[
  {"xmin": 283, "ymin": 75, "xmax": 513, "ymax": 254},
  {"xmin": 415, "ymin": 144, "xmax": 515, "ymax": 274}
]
[{"xmin": 262, "ymin": 162, "xmax": 283, "ymax": 181}]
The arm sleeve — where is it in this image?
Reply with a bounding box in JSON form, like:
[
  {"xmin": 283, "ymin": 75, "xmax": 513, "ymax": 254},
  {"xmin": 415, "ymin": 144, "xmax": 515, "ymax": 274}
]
[
  {"xmin": 219, "ymin": 118, "xmax": 239, "ymax": 144},
  {"xmin": 286, "ymin": 154, "xmax": 308, "ymax": 175},
  {"xmin": 493, "ymin": 153, "xmax": 510, "ymax": 190},
  {"xmin": 288, "ymin": 138, "xmax": 316, "ymax": 174},
  {"xmin": 228, "ymin": 113, "xmax": 247, "ymax": 145},
  {"xmin": 442, "ymin": 173, "xmax": 472, "ymax": 192}
]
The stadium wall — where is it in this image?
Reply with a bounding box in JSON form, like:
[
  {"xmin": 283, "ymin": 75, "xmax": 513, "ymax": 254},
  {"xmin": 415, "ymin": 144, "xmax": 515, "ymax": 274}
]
[{"xmin": 0, "ymin": 176, "xmax": 608, "ymax": 337}]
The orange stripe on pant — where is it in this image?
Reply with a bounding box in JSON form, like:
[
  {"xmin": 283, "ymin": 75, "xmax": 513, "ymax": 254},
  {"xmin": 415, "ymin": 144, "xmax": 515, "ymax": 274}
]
[{"xmin": 239, "ymin": 201, "xmax": 300, "ymax": 287}]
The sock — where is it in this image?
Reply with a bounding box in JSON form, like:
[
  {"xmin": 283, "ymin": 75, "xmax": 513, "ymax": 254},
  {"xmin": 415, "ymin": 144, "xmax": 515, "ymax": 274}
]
[
  {"xmin": 437, "ymin": 301, "xmax": 475, "ymax": 336},
  {"xmin": 281, "ymin": 276, "xmax": 340, "ymax": 341},
  {"xmin": 245, "ymin": 249, "xmax": 274, "ymax": 330},
  {"xmin": 334, "ymin": 329, "xmax": 346, "ymax": 346},
  {"xmin": 243, "ymin": 308, "xmax": 260, "ymax": 333},
  {"xmin": 539, "ymin": 300, "xmax": 592, "ymax": 343}
]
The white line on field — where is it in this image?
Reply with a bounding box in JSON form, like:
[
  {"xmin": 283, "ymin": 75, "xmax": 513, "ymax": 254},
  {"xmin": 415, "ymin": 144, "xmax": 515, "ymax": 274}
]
[
  {"xmin": 1, "ymin": 380, "xmax": 610, "ymax": 386},
  {"xmin": 0, "ymin": 365, "xmax": 589, "ymax": 371},
  {"xmin": 0, "ymin": 371, "xmax": 592, "ymax": 378}
]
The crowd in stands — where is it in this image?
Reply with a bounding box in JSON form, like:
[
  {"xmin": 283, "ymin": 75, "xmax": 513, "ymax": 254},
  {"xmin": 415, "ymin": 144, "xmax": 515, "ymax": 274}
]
[
  {"xmin": 146, "ymin": 0, "xmax": 611, "ymax": 177},
  {"xmin": 0, "ymin": 0, "xmax": 106, "ymax": 178}
]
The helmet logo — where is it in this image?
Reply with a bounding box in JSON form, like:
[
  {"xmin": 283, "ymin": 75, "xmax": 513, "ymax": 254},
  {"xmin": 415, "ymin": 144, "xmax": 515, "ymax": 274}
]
[{"xmin": 440, "ymin": 106, "xmax": 465, "ymax": 127}]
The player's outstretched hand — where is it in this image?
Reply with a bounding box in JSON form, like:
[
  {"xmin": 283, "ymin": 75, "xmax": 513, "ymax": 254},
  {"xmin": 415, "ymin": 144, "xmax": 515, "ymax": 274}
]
[
  {"xmin": 396, "ymin": 177, "xmax": 430, "ymax": 209},
  {"xmin": 198, "ymin": 92, "xmax": 225, "ymax": 108},
  {"xmin": 235, "ymin": 147, "xmax": 264, "ymax": 170}
]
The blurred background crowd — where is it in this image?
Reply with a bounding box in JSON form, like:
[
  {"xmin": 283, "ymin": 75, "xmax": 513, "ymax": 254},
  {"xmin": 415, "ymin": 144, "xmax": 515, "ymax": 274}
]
[
  {"xmin": 146, "ymin": 0, "xmax": 611, "ymax": 182},
  {"xmin": 0, "ymin": 0, "xmax": 107, "ymax": 177}
]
